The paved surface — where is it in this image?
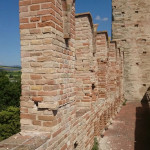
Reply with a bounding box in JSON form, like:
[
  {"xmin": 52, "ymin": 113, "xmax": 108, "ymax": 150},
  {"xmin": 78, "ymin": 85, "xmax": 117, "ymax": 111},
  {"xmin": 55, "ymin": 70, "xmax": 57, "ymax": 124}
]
[{"xmin": 100, "ymin": 101, "xmax": 150, "ymax": 150}]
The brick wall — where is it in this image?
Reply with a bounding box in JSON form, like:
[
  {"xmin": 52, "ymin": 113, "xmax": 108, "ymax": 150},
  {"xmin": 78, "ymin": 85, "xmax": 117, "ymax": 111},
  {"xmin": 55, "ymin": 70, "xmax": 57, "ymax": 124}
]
[
  {"xmin": 112, "ymin": 0, "xmax": 150, "ymax": 101},
  {"xmin": 0, "ymin": 1, "xmax": 123, "ymax": 149},
  {"xmin": 75, "ymin": 13, "xmax": 96, "ymax": 110},
  {"xmin": 20, "ymin": 0, "xmax": 76, "ymax": 132}
]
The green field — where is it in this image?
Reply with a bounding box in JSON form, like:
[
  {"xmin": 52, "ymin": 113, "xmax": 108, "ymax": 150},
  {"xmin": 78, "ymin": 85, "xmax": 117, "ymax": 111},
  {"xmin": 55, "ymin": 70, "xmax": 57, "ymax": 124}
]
[
  {"xmin": 0, "ymin": 66, "xmax": 21, "ymax": 82},
  {"xmin": 0, "ymin": 65, "xmax": 21, "ymax": 72}
]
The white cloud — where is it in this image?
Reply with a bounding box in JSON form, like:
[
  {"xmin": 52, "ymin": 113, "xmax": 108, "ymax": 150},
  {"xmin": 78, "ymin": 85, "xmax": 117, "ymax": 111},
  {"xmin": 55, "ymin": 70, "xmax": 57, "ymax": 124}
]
[
  {"xmin": 102, "ymin": 17, "xmax": 108, "ymax": 21},
  {"xmin": 95, "ymin": 15, "xmax": 101, "ymax": 21},
  {"xmin": 95, "ymin": 15, "xmax": 108, "ymax": 22}
]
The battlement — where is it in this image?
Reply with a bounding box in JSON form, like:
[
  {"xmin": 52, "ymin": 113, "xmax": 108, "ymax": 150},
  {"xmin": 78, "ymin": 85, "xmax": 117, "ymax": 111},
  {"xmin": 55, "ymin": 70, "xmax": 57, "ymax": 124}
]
[{"xmin": 0, "ymin": 0, "xmax": 124, "ymax": 149}]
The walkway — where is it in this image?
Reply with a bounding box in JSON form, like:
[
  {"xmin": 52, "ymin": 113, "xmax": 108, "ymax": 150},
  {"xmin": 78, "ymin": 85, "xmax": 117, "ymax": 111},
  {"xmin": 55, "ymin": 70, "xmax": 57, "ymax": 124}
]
[{"xmin": 99, "ymin": 101, "xmax": 150, "ymax": 150}]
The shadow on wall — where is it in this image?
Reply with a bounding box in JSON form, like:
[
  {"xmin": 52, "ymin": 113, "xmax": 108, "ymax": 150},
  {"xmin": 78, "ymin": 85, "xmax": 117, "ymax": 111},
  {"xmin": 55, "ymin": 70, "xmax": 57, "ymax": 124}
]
[{"xmin": 135, "ymin": 87, "xmax": 150, "ymax": 150}]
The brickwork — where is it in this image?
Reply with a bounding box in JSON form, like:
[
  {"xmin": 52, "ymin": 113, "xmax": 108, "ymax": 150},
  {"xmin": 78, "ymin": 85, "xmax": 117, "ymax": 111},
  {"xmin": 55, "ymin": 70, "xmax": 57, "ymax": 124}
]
[
  {"xmin": 0, "ymin": 1, "xmax": 123, "ymax": 150},
  {"xmin": 75, "ymin": 13, "xmax": 97, "ymax": 110},
  {"xmin": 112, "ymin": 0, "xmax": 150, "ymax": 101},
  {"xmin": 19, "ymin": 0, "xmax": 76, "ymax": 132}
]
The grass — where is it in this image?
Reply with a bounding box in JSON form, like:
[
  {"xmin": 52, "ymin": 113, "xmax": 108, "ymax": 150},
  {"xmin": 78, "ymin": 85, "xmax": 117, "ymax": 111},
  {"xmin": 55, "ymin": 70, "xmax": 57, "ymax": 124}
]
[
  {"xmin": 92, "ymin": 137, "xmax": 99, "ymax": 150},
  {"xmin": 123, "ymin": 99, "xmax": 127, "ymax": 106}
]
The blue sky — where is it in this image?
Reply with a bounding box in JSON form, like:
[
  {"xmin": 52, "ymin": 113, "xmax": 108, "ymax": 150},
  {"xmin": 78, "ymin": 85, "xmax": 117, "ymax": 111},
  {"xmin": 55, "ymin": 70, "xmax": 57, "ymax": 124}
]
[
  {"xmin": 76, "ymin": 0, "xmax": 112, "ymax": 35},
  {"xmin": 0, "ymin": 0, "xmax": 112, "ymax": 66}
]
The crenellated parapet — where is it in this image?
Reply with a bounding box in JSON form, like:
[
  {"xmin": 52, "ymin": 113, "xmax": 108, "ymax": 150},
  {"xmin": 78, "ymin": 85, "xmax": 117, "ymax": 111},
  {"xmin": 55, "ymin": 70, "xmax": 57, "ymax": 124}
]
[
  {"xmin": 0, "ymin": 1, "xmax": 124, "ymax": 150},
  {"xmin": 75, "ymin": 12, "xmax": 96, "ymax": 110}
]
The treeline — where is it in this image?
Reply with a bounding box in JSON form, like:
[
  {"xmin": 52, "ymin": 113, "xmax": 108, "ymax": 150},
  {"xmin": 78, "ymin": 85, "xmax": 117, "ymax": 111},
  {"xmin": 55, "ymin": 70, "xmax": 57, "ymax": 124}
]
[{"xmin": 0, "ymin": 71, "xmax": 21, "ymax": 141}]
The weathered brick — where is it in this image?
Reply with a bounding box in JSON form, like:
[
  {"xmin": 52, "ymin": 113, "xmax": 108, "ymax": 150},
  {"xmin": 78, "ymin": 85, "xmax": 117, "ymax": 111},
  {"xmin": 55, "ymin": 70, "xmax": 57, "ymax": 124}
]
[
  {"xmin": 31, "ymin": 85, "xmax": 42, "ymax": 90},
  {"xmin": 32, "ymin": 120, "xmax": 41, "ymax": 126},
  {"xmin": 20, "ymin": 18, "xmax": 29, "ymax": 23},
  {"xmin": 21, "ymin": 114, "xmax": 36, "ymax": 120},
  {"xmin": 18, "ymin": 1, "xmax": 124, "ymax": 150},
  {"xmin": 20, "ymin": 23, "xmax": 36, "ymax": 29},
  {"xmin": 30, "ymin": 39, "xmax": 43, "ymax": 45},
  {"xmin": 38, "ymin": 102, "xmax": 59, "ymax": 110},
  {"xmin": 30, "ymin": 17, "xmax": 40, "ymax": 22},
  {"xmin": 43, "ymin": 120, "xmax": 57, "ymax": 127},
  {"xmin": 38, "ymin": 91, "xmax": 58, "ymax": 96},
  {"xmin": 60, "ymin": 144, "xmax": 67, "ymax": 150},
  {"xmin": 30, "ymin": 74, "xmax": 42, "ymax": 80},
  {"xmin": 30, "ymin": 5, "xmax": 40, "ymax": 11},
  {"xmin": 20, "ymin": 6, "xmax": 28, "ymax": 12},
  {"xmin": 30, "ymin": 28, "xmax": 41, "ymax": 34},
  {"xmin": 38, "ymin": 21, "xmax": 55, "ymax": 28},
  {"xmin": 52, "ymin": 128, "xmax": 62, "ymax": 138},
  {"xmin": 32, "ymin": 96, "xmax": 43, "ymax": 102},
  {"xmin": 32, "ymin": 0, "xmax": 55, "ymax": 4},
  {"xmin": 38, "ymin": 115, "xmax": 55, "ymax": 121},
  {"xmin": 19, "ymin": 0, "xmax": 31, "ymax": 6}
]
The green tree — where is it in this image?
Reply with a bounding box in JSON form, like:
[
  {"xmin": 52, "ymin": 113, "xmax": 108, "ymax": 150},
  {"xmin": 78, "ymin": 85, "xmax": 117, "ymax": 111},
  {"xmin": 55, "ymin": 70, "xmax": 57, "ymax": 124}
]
[
  {"xmin": 0, "ymin": 71, "xmax": 21, "ymax": 111},
  {"xmin": 0, "ymin": 106, "xmax": 20, "ymax": 141},
  {"xmin": 0, "ymin": 71, "xmax": 21, "ymax": 141}
]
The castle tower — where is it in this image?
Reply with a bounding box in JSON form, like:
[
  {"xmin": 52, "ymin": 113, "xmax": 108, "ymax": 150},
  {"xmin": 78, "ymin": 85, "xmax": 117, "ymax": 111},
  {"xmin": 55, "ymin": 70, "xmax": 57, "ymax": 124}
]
[{"xmin": 112, "ymin": 0, "xmax": 150, "ymax": 101}]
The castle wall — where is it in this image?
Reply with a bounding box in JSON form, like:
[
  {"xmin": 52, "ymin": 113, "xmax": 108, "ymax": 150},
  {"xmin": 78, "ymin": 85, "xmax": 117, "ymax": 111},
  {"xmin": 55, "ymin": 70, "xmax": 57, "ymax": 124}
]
[
  {"xmin": 20, "ymin": 0, "xmax": 76, "ymax": 132},
  {"xmin": 75, "ymin": 13, "xmax": 97, "ymax": 110},
  {"xmin": 112, "ymin": 0, "xmax": 150, "ymax": 101},
  {"xmin": 0, "ymin": 1, "xmax": 123, "ymax": 149}
]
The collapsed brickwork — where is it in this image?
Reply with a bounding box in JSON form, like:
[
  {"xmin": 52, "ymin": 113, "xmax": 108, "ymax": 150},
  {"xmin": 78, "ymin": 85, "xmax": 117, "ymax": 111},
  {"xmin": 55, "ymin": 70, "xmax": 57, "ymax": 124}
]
[
  {"xmin": 0, "ymin": 0, "xmax": 123, "ymax": 150},
  {"xmin": 112, "ymin": 0, "xmax": 150, "ymax": 101}
]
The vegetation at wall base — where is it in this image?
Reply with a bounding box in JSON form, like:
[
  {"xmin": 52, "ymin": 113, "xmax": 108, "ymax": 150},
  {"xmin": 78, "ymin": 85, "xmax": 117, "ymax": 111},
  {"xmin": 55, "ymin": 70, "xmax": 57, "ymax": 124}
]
[
  {"xmin": 123, "ymin": 99, "xmax": 127, "ymax": 106},
  {"xmin": 92, "ymin": 137, "xmax": 99, "ymax": 150},
  {"xmin": 0, "ymin": 70, "xmax": 21, "ymax": 141},
  {"xmin": 0, "ymin": 107, "xmax": 20, "ymax": 141}
]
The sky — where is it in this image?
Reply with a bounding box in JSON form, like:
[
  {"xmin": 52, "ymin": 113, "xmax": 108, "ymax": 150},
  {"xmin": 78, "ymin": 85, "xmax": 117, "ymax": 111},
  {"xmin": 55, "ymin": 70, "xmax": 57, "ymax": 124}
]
[{"xmin": 0, "ymin": 0, "xmax": 112, "ymax": 66}]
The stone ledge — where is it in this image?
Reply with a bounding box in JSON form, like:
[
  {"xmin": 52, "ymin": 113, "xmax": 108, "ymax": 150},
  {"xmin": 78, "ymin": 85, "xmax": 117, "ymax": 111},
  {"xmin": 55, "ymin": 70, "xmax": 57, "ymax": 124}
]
[{"xmin": 0, "ymin": 132, "xmax": 51, "ymax": 150}]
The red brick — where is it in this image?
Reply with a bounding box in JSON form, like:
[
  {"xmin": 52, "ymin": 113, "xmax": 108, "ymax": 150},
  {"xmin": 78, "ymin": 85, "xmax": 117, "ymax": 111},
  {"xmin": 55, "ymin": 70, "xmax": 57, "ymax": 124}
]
[
  {"xmin": 30, "ymin": 74, "xmax": 42, "ymax": 80},
  {"xmin": 41, "ymin": 3, "xmax": 51, "ymax": 9},
  {"xmin": 47, "ymin": 80, "xmax": 56, "ymax": 85},
  {"xmin": 38, "ymin": 115, "xmax": 55, "ymax": 121},
  {"xmin": 83, "ymin": 43, "xmax": 89, "ymax": 46},
  {"xmin": 32, "ymin": 120, "xmax": 41, "ymax": 126},
  {"xmin": 20, "ymin": 18, "xmax": 29, "ymax": 23},
  {"xmin": 38, "ymin": 21, "xmax": 55, "ymax": 28},
  {"xmin": 37, "ymin": 10, "xmax": 49, "ymax": 15},
  {"xmin": 19, "ymin": 0, "xmax": 31, "ymax": 6},
  {"xmin": 42, "ymin": 15, "xmax": 52, "ymax": 22},
  {"xmin": 20, "ymin": 23, "xmax": 36, "ymax": 29},
  {"xmin": 32, "ymin": 97, "xmax": 43, "ymax": 102},
  {"xmin": 32, "ymin": 0, "xmax": 55, "ymax": 4},
  {"xmin": 30, "ymin": 17, "xmax": 40, "ymax": 22},
  {"xmin": 30, "ymin": 5, "xmax": 40, "ymax": 11},
  {"xmin": 21, "ymin": 114, "xmax": 36, "ymax": 120}
]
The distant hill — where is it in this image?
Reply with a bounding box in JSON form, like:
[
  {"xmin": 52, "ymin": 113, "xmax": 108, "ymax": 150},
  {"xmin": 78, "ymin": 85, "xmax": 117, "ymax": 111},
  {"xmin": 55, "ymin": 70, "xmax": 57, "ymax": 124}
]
[{"xmin": 0, "ymin": 65, "xmax": 21, "ymax": 72}]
